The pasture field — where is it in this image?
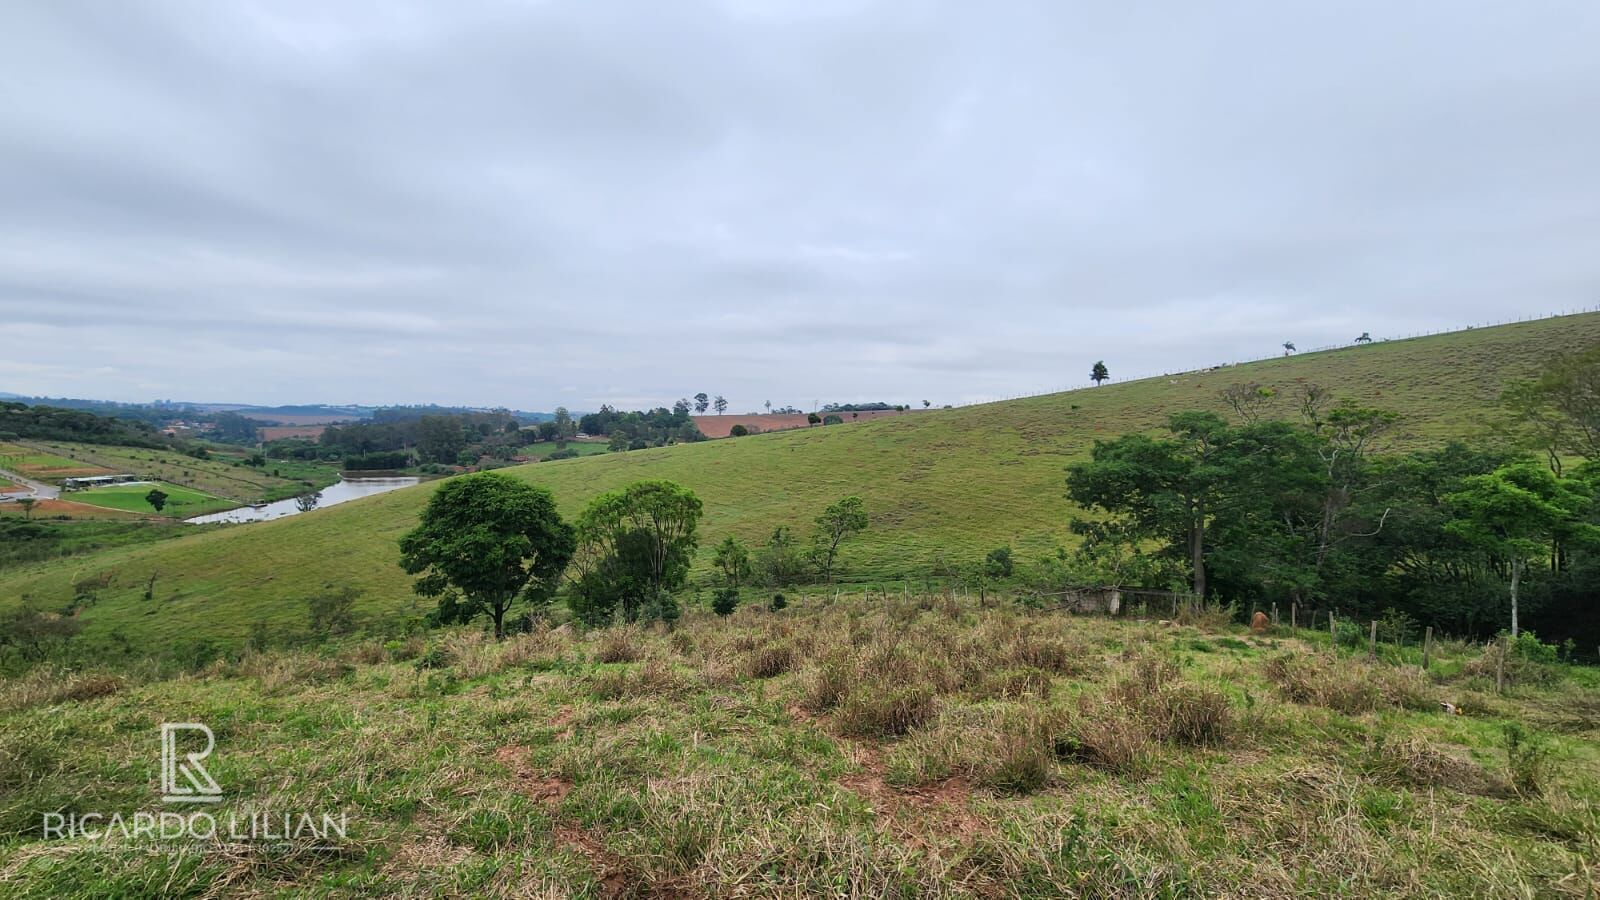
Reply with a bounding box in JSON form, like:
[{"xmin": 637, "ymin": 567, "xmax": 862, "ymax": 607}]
[
  {"xmin": 1, "ymin": 312, "xmax": 1598, "ymax": 651},
  {"xmin": 0, "ymin": 443, "xmax": 113, "ymax": 483},
  {"xmin": 521, "ymin": 441, "xmax": 612, "ymax": 461},
  {"xmin": 29, "ymin": 441, "xmax": 339, "ymax": 504},
  {"xmin": 0, "ymin": 601, "xmax": 1594, "ymax": 897},
  {"xmin": 0, "ymin": 518, "xmax": 191, "ymax": 569},
  {"xmin": 0, "ymin": 499, "xmax": 142, "ymax": 521},
  {"xmin": 60, "ymin": 481, "xmax": 231, "ymax": 517}
]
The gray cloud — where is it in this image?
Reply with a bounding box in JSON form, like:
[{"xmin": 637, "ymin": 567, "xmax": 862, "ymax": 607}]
[{"xmin": 3, "ymin": 0, "xmax": 1598, "ymax": 409}]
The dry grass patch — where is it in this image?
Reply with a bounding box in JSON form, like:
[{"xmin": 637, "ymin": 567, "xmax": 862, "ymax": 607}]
[
  {"xmin": 836, "ymin": 684, "xmax": 937, "ymax": 738},
  {"xmin": 594, "ymin": 627, "xmax": 645, "ymax": 664},
  {"xmin": 1264, "ymin": 652, "xmax": 1434, "ymax": 714},
  {"xmin": 0, "ymin": 668, "xmax": 125, "ymax": 712}
]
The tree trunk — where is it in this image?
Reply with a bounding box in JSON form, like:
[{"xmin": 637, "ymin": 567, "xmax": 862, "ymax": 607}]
[
  {"xmin": 1509, "ymin": 558, "xmax": 1522, "ymax": 639},
  {"xmin": 1190, "ymin": 520, "xmax": 1206, "ymax": 599}
]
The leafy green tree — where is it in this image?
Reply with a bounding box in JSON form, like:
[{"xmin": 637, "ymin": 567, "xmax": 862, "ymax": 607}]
[
  {"xmin": 1068, "ymin": 412, "xmax": 1309, "ymax": 598},
  {"xmin": 1090, "ymin": 361, "xmax": 1109, "ymax": 386},
  {"xmin": 552, "ymin": 407, "xmax": 576, "ymax": 441},
  {"xmin": 398, "ymin": 472, "xmax": 576, "ymax": 639},
  {"xmin": 713, "ymin": 536, "xmax": 752, "ymax": 589},
  {"xmin": 694, "ymin": 393, "xmax": 710, "ymax": 414},
  {"xmin": 757, "ymin": 526, "xmax": 805, "ymax": 587},
  {"xmin": 145, "ymin": 488, "xmax": 169, "ymax": 513},
  {"xmin": 417, "ymin": 415, "xmax": 466, "ymax": 464},
  {"xmin": 674, "ymin": 399, "xmax": 691, "ymax": 417},
  {"xmin": 569, "ymin": 481, "xmax": 703, "ymax": 623},
  {"xmin": 806, "ymin": 413, "xmax": 821, "ymax": 426},
  {"xmin": 983, "ymin": 546, "xmax": 1014, "ymax": 579},
  {"xmin": 1282, "ymin": 341, "xmax": 1296, "ymax": 356},
  {"xmin": 822, "ymin": 414, "xmax": 843, "ymax": 426},
  {"xmin": 713, "ymin": 395, "xmax": 728, "ymax": 415},
  {"xmin": 730, "ymin": 424, "xmax": 749, "ymax": 437},
  {"xmin": 812, "ymin": 496, "xmax": 868, "ymax": 582},
  {"xmin": 1445, "ymin": 461, "xmax": 1598, "ymax": 637}
]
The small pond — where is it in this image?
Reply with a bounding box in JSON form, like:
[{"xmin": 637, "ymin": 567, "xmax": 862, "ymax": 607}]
[{"xmin": 185, "ymin": 477, "xmax": 419, "ymax": 524}]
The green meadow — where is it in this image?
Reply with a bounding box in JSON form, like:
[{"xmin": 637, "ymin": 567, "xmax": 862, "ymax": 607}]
[
  {"xmin": 3, "ymin": 312, "xmax": 1599, "ymax": 651},
  {"xmin": 31, "ymin": 441, "xmax": 339, "ymax": 504},
  {"xmin": 0, "ymin": 601, "xmax": 1595, "ymax": 896},
  {"xmin": 60, "ymin": 481, "xmax": 230, "ymax": 517}
]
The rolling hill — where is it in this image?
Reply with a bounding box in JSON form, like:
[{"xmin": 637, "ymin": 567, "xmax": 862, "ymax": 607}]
[{"xmin": 6, "ymin": 312, "xmax": 1599, "ymax": 649}]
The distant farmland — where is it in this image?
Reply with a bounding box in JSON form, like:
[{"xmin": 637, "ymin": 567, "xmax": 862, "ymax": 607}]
[{"xmin": 693, "ymin": 408, "xmax": 916, "ymax": 438}]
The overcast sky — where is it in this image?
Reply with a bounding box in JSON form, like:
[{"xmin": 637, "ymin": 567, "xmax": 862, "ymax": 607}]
[{"xmin": 3, "ymin": 1, "xmax": 1598, "ymax": 411}]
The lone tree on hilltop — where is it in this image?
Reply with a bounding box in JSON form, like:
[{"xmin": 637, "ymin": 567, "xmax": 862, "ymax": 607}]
[
  {"xmin": 1283, "ymin": 341, "xmax": 1296, "ymax": 356},
  {"xmin": 1355, "ymin": 332, "xmax": 1372, "ymax": 344},
  {"xmin": 399, "ymin": 472, "xmax": 576, "ymax": 639},
  {"xmin": 694, "ymin": 393, "xmax": 710, "ymax": 414},
  {"xmin": 714, "ymin": 395, "xmax": 728, "ymax": 415},
  {"xmin": 145, "ymin": 488, "xmax": 169, "ymax": 513},
  {"xmin": 1091, "ymin": 361, "xmax": 1109, "ymax": 386}
]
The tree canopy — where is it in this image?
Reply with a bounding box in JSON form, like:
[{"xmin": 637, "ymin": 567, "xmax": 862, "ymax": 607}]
[{"xmin": 398, "ymin": 472, "xmax": 576, "ymax": 638}]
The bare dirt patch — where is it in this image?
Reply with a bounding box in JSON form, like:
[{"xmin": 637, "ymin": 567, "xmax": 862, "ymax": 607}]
[
  {"xmin": 836, "ymin": 740, "xmax": 991, "ymax": 847},
  {"xmin": 494, "ymin": 744, "xmax": 573, "ymax": 805}
]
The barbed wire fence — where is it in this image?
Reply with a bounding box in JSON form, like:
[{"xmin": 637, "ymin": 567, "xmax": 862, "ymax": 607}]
[{"xmin": 954, "ymin": 304, "xmax": 1600, "ymax": 409}]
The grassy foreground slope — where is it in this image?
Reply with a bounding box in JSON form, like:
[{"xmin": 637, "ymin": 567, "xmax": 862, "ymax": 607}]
[
  {"xmin": 5, "ymin": 313, "xmax": 1599, "ymax": 648},
  {"xmin": 1, "ymin": 604, "xmax": 1596, "ymax": 896}
]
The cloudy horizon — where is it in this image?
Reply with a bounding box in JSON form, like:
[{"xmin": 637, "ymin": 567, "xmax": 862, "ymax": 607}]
[{"xmin": 4, "ymin": 1, "xmax": 1598, "ymax": 412}]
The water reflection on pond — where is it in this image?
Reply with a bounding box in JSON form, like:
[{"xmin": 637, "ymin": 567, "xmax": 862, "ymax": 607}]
[{"xmin": 185, "ymin": 477, "xmax": 419, "ymax": 524}]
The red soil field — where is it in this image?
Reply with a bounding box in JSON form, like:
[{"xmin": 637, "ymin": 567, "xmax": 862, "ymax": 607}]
[
  {"xmin": 258, "ymin": 425, "xmax": 329, "ymax": 441},
  {"xmin": 691, "ymin": 409, "xmax": 915, "ymax": 439}
]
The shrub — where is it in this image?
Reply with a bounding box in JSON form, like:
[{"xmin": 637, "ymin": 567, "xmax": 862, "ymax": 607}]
[
  {"xmin": 1503, "ymin": 724, "xmax": 1551, "ymax": 797},
  {"xmin": 1363, "ymin": 736, "xmax": 1488, "ymax": 792},
  {"xmin": 983, "ymin": 733, "xmax": 1055, "ymax": 793},
  {"xmin": 770, "ymin": 593, "xmax": 788, "ymax": 612},
  {"xmin": 1263, "ymin": 653, "xmax": 1432, "ymax": 714},
  {"xmin": 729, "ymin": 424, "xmax": 749, "ymax": 437},
  {"xmin": 307, "ymin": 586, "xmax": 359, "ymax": 637},
  {"xmin": 414, "ymin": 643, "xmax": 454, "ymax": 671},
  {"xmin": 595, "ymin": 628, "xmax": 644, "ymax": 664},
  {"xmin": 712, "ymin": 588, "xmax": 740, "ymax": 617},
  {"xmin": 801, "ymin": 652, "xmax": 857, "ymax": 712},
  {"xmin": 1056, "ymin": 713, "xmax": 1155, "ymax": 778},
  {"xmin": 744, "ymin": 643, "xmax": 795, "ymax": 679},
  {"xmin": 972, "ymin": 666, "xmax": 1053, "ymax": 701},
  {"xmin": 836, "ymin": 684, "xmax": 935, "ymax": 738}
]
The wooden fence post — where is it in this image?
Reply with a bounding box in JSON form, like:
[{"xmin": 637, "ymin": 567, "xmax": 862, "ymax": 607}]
[
  {"xmin": 1271, "ymin": 603, "xmax": 1279, "ymax": 626},
  {"xmin": 1422, "ymin": 626, "xmax": 1433, "ymax": 673},
  {"xmin": 1368, "ymin": 620, "xmax": 1377, "ymax": 657},
  {"xmin": 1329, "ymin": 613, "xmax": 1337, "ymax": 648},
  {"xmin": 1290, "ymin": 602, "xmax": 1297, "ymax": 636},
  {"xmin": 1495, "ymin": 635, "xmax": 1506, "ymax": 693}
]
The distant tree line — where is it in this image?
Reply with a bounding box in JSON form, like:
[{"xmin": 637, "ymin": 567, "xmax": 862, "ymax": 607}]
[
  {"xmin": 0, "ymin": 402, "xmax": 171, "ymax": 448},
  {"xmin": 322, "ymin": 410, "xmax": 523, "ymax": 468},
  {"xmin": 578, "ymin": 405, "xmax": 704, "ymax": 450}
]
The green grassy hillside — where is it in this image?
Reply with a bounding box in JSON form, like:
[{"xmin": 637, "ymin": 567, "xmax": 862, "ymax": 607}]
[{"xmin": 5, "ymin": 313, "xmax": 1599, "ymax": 648}]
